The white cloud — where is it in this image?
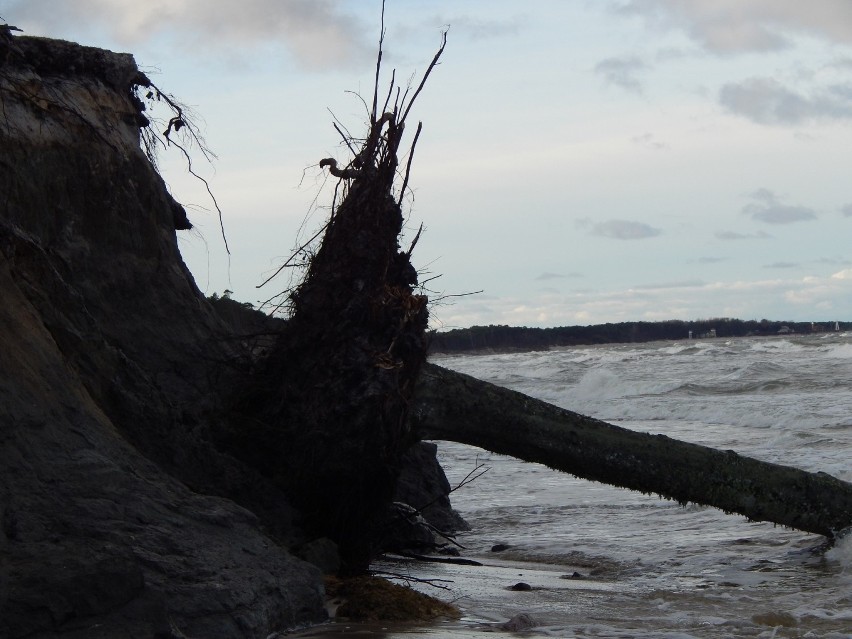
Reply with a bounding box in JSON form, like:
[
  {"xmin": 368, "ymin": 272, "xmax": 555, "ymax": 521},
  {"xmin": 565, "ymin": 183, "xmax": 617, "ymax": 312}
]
[
  {"xmin": 425, "ymin": 14, "xmax": 523, "ymax": 41},
  {"xmin": 434, "ymin": 271, "xmax": 852, "ymax": 328},
  {"xmin": 535, "ymin": 272, "xmax": 582, "ymax": 281},
  {"xmin": 631, "ymin": 279, "xmax": 705, "ymax": 290},
  {"xmin": 631, "ymin": 132, "xmax": 668, "ymax": 150}
]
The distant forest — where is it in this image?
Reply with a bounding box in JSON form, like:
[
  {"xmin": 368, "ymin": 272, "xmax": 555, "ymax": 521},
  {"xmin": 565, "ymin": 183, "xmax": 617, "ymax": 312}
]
[{"xmin": 428, "ymin": 318, "xmax": 850, "ymax": 353}]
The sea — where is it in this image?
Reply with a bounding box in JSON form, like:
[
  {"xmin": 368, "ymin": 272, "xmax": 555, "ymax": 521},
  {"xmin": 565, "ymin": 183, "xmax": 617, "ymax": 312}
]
[{"xmin": 296, "ymin": 332, "xmax": 852, "ymax": 638}]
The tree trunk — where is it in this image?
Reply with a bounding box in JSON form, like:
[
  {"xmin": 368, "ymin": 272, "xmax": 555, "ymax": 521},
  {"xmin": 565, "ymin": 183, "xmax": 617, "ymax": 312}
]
[{"xmin": 410, "ymin": 363, "xmax": 852, "ymax": 539}]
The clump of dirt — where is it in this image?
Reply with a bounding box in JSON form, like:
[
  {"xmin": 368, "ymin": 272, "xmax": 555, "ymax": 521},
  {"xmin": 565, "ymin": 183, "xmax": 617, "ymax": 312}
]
[{"xmin": 325, "ymin": 575, "xmax": 460, "ymax": 622}]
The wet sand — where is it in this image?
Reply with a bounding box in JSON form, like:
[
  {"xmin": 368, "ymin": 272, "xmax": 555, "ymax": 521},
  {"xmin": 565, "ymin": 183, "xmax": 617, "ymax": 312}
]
[{"xmin": 285, "ymin": 554, "xmax": 615, "ymax": 637}]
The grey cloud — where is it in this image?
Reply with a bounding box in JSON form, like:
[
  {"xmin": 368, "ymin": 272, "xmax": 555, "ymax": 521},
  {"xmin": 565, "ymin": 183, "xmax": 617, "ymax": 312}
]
[
  {"xmin": 816, "ymin": 256, "xmax": 852, "ymax": 266},
  {"xmin": 742, "ymin": 189, "xmax": 817, "ymax": 224},
  {"xmin": 764, "ymin": 261, "xmax": 799, "ymax": 269},
  {"xmin": 830, "ymin": 57, "xmax": 852, "ymax": 71},
  {"xmin": 7, "ymin": 0, "xmax": 372, "ymax": 71},
  {"xmin": 715, "ymin": 230, "xmax": 771, "ymax": 240},
  {"xmin": 617, "ymin": 0, "xmax": 852, "ymax": 54},
  {"xmin": 586, "ymin": 219, "xmax": 662, "ymax": 240},
  {"xmin": 720, "ymin": 77, "xmax": 852, "ymax": 125},
  {"xmin": 594, "ymin": 56, "xmax": 647, "ymax": 94},
  {"xmin": 842, "ymin": 204, "xmax": 852, "ymax": 217},
  {"xmin": 697, "ymin": 256, "xmax": 726, "ymax": 263},
  {"xmin": 633, "ymin": 279, "xmax": 705, "ymax": 290}
]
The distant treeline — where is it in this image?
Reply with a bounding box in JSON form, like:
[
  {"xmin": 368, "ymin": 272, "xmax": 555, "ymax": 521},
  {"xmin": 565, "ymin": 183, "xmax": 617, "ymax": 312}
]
[{"xmin": 428, "ymin": 318, "xmax": 849, "ymax": 353}]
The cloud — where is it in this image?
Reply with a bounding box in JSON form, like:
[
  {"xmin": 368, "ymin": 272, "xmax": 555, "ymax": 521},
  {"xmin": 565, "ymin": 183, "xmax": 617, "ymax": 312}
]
[
  {"xmin": 741, "ymin": 189, "xmax": 818, "ymax": 224},
  {"xmin": 429, "ymin": 14, "xmax": 523, "ymax": 41},
  {"xmin": 594, "ymin": 56, "xmax": 647, "ymax": 94},
  {"xmin": 435, "ymin": 271, "xmax": 852, "ymax": 328},
  {"xmin": 764, "ymin": 261, "xmax": 799, "ymax": 269},
  {"xmin": 632, "ymin": 279, "xmax": 705, "ymax": 290},
  {"xmin": 842, "ymin": 204, "xmax": 852, "ymax": 217},
  {"xmin": 535, "ymin": 272, "xmax": 581, "ymax": 281},
  {"xmin": 7, "ymin": 0, "xmax": 372, "ymax": 71},
  {"xmin": 816, "ymin": 257, "xmax": 852, "ymax": 267},
  {"xmin": 697, "ymin": 256, "xmax": 726, "ymax": 263},
  {"xmin": 715, "ymin": 230, "xmax": 771, "ymax": 240},
  {"xmin": 577, "ymin": 218, "xmax": 662, "ymax": 240},
  {"xmin": 631, "ymin": 132, "xmax": 668, "ymax": 150},
  {"xmin": 832, "ymin": 268, "xmax": 852, "ymax": 280},
  {"xmin": 719, "ymin": 77, "xmax": 852, "ymax": 125},
  {"xmin": 617, "ymin": 0, "xmax": 852, "ymax": 54}
]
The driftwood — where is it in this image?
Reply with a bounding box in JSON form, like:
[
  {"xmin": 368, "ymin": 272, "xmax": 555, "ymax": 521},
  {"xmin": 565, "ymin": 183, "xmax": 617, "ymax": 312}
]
[{"xmin": 410, "ymin": 363, "xmax": 852, "ymax": 539}]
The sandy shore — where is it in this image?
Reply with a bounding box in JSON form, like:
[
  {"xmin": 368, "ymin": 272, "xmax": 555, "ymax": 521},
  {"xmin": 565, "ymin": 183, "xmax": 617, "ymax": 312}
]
[{"xmin": 284, "ymin": 554, "xmax": 616, "ymax": 637}]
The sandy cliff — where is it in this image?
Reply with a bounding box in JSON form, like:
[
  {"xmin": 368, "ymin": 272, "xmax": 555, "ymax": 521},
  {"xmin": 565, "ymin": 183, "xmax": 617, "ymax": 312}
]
[{"xmin": 0, "ymin": 35, "xmax": 325, "ymax": 638}]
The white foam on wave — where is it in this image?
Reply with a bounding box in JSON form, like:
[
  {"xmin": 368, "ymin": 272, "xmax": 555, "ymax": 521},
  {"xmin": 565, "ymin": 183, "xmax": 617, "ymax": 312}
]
[
  {"xmin": 826, "ymin": 531, "xmax": 852, "ymax": 577},
  {"xmin": 747, "ymin": 338, "xmax": 804, "ymax": 354},
  {"xmin": 822, "ymin": 342, "xmax": 852, "ymax": 359},
  {"xmin": 566, "ymin": 368, "xmax": 680, "ymax": 402}
]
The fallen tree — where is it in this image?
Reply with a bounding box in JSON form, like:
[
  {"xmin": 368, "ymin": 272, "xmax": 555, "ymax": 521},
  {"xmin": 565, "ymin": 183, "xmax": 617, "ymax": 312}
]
[{"xmin": 410, "ymin": 363, "xmax": 852, "ymax": 539}]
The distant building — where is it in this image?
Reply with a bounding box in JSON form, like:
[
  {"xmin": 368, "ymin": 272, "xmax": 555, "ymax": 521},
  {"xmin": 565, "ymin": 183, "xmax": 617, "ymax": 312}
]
[
  {"xmin": 778, "ymin": 325, "xmax": 792, "ymax": 334},
  {"xmin": 694, "ymin": 328, "xmax": 717, "ymax": 338}
]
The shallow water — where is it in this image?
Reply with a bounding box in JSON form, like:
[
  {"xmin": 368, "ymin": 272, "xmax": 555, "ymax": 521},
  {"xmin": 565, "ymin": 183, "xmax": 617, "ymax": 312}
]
[{"xmin": 296, "ymin": 334, "xmax": 852, "ymax": 638}]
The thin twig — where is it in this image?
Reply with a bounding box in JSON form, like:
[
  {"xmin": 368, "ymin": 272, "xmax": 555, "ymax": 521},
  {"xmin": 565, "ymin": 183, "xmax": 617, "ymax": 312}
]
[
  {"xmin": 164, "ymin": 135, "xmax": 230, "ymax": 255},
  {"xmin": 332, "ymin": 122, "xmax": 359, "ymax": 157},
  {"xmin": 371, "ymin": 570, "xmax": 455, "ymax": 591},
  {"xmin": 371, "ymin": 0, "xmax": 386, "ymax": 124},
  {"xmin": 400, "ymin": 28, "xmax": 448, "ymax": 124},
  {"xmin": 255, "ymin": 220, "xmax": 330, "ymax": 289},
  {"xmin": 405, "ymin": 222, "xmax": 424, "ymax": 259},
  {"xmin": 381, "ymin": 68, "xmax": 396, "ymax": 116},
  {"xmin": 396, "ymin": 551, "xmax": 482, "ymax": 566},
  {"xmin": 398, "ymin": 121, "xmax": 423, "ymax": 209}
]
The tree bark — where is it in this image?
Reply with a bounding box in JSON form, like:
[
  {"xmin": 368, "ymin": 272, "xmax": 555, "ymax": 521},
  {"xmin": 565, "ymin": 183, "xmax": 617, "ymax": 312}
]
[{"xmin": 410, "ymin": 363, "xmax": 852, "ymax": 539}]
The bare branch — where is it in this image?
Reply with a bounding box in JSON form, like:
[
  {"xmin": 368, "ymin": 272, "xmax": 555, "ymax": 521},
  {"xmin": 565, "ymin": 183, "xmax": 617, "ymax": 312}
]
[
  {"xmin": 371, "ymin": 0, "xmax": 386, "ymax": 124},
  {"xmin": 332, "ymin": 122, "xmax": 359, "ymax": 157},
  {"xmin": 161, "ymin": 134, "xmax": 230, "ymax": 255},
  {"xmin": 381, "ymin": 68, "xmax": 396, "ymax": 117},
  {"xmin": 399, "ymin": 28, "xmax": 448, "ymax": 124},
  {"xmin": 319, "ymin": 157, "xmax": 361, "ymax": 180},
  {"xmin": 398, "ymin": 121, "xmax": 423, "ymax": 209},
  {"xmin": 405, "ymin": 222, "xmax": 424, "ymax": 259},
  {"xmin": 370, "ymin": 570, "xmax": 455, "ymax": 591},
  {"xmin": 255, "ymin": 220, "xmax": 331, "ymax": 289}
]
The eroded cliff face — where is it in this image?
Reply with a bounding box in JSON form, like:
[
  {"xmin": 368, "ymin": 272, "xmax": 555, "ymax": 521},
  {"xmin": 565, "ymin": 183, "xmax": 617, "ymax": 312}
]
[{"xmin": 0, "ymin": 36, "xmax": 325, "ymax": 638}]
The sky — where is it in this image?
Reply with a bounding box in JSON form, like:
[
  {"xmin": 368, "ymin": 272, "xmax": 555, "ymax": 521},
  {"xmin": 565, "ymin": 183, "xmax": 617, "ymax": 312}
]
[{"xmin": 6, "ymin": 0, "xmax": 852, "ymax": 329}]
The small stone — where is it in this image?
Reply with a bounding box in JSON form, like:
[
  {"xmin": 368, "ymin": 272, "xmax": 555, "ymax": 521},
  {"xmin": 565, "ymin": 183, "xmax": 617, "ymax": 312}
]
[
  {"xmin": 508, "ymin": 582, "xmax": 532, "ymax": 591},
  {"xmin": 499, "ymin": 613, "xmax": 538, "ymax": 631},
  {"xmin": 490, "ymin": 543, "xmax": 510, "ymax": 552}
]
